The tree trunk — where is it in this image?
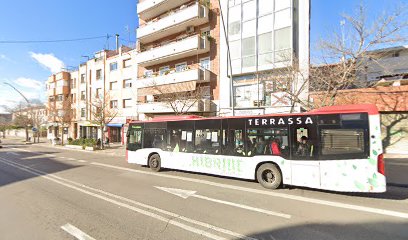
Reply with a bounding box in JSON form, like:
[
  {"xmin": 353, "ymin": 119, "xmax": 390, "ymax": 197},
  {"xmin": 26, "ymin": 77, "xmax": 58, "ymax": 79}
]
[
  {"xmin": 61, "ymin": 126, "xmax": 64, "ymax": 145},
  {"xmin": 25, "ymin": 127, "xmax": 29, "ymax": 142},
  {"xmin": 101, "ymin": 126, "xmax": 104, "ymax": 150}
]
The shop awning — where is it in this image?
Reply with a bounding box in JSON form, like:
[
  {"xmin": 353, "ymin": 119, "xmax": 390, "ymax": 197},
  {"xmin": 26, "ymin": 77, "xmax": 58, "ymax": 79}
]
[
  {"xmin": 106, "ymin": 123, "xmax": 123, "ymax": 127},
  {"xmin": 138, "ymin": 81, "xmax": 197, "ymax": 96}
]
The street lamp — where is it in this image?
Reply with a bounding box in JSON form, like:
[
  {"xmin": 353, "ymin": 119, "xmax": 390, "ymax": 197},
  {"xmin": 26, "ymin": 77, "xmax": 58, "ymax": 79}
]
[{"xmin": 3, "ymin": 82, "xmax": 32, "ymax": 142}]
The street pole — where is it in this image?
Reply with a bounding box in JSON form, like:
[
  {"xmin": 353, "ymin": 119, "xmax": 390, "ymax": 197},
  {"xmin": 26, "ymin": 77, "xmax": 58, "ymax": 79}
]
[{"xmin": 3, "ymin": 82, "xmax": 32, "ymax": 142}]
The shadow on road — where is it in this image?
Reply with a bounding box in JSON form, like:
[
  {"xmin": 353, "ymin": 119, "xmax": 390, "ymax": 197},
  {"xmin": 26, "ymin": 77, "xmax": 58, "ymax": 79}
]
[
  {"xmin": 237, "ymin": 221, "xmax": 408, "ymax": 240},
  {"xmin": 0, "ymin": 146, "xmax": 81, "ymax": 188}
]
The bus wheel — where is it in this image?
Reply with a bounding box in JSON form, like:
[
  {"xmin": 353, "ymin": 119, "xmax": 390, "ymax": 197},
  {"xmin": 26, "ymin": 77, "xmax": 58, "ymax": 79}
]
[
  {"xmin": 148, "ymin": 154, "xmax": 161, "ymax": 172},
  {"xmin": 256, "ymin": 163, "xmax": 282, "ymax": 189}
]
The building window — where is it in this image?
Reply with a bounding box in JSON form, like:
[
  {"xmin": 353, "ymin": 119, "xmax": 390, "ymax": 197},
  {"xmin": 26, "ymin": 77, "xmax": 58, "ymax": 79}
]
[
  {"xmin": 144, "ymin": 70, "xmax": 153, "ymax": 78},
  {"xmin": 110, "ymin": 100, "xmax": 118, "ymax": 109},
  {"xmin": 242, "ymin": 37, "xmax": 256, "ymax": 68},
  {"xmin": 96, "ymin": 69, "xmax": 102, "ymax": 80},
  {"xmin": 81, "ymin": 91, "xmax": 86, "ymax": 101},
  {"xmin": 56, "ymin": 94, "xmax": 63, "ymax": 101},
  {"xmin": 81, "ymin": 74, "xmax": 86, "ymax": 83},
  {"xmin": 110, "ymin": 81, "xmax": 118, "ymax": 90},
  {"xmin": 71, "ymin": 78, "xmax": 76, "ymax": 89},
  {"xmin": 96, "ymin": 88, "xmax": 102, "ymax": 98},
  {"xmin": 159, "ymin": 66, "xmax": 170, "ymax": 76},
  {"xmin": 123, "ymin": 99, "xmax": 132, "ymax": 108},
  {"xmin": 123, "ymin": 59, "xmax": 131, "ymax": 68},
  {"xmin": 175, "ymin": 62, "xmax": 187, "ymax": 72},
  {"xmin": 110, "ymin": 62, "xmax": 118, "ymax": 71},
  {"xmin": 123, "ymin": 79, "xmax": 132, "ymax": 88},
  {"xmin": 81, "ymin": 108, "xmax": 86, "ymax": 118},
  {"xmin": 200, "ymin": 57, "xmax": 210, "ymax": 70}
]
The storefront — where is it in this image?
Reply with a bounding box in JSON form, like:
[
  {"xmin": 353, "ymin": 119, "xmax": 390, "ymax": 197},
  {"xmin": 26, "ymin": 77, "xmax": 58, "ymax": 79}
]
[
  {"xmin": 106, "ymin": 123, "xmax": 123, "ymax": 143},
  {"xmin": 79, "ymin": 124, "xmax": 100, "ymax": 140}
]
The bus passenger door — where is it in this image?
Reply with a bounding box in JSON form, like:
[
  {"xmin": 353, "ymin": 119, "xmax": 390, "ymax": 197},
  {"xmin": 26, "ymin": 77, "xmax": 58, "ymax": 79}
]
[{"xmin": 290, "ymin": 126, "xmax": 321, "ymax": 189}]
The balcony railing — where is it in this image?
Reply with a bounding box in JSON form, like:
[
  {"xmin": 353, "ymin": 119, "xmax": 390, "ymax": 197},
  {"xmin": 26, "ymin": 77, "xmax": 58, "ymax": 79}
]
[
  {"xmin": 137, "ymin": 0, "xmax": 191, "ymax": 20},
  {"xmin": 136, "ymin": 68, "xmax": 210, "ymax": 88},
  {"xmin": 137, "ymin": 35, "xmax": 210, "ymax": 67},
  {"xmin": 137, "ymin": 99, "xmax": 210, "ymax": 113},
  {"xmin": 137, "ymin": 2, "xmax": 209, "ymax": 44}
]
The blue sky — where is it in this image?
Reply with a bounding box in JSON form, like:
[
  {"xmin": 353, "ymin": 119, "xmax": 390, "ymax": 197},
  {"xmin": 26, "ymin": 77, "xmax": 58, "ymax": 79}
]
[{"xmin": 0, "ymin": 0, "xmax": 402, "ymax": 112}]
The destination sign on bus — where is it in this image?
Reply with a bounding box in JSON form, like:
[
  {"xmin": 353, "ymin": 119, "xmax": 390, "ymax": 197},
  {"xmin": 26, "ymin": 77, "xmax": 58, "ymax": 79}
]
[{"xmin": 247, "ymin": 116, "xmax": 314, "ymax": 127}]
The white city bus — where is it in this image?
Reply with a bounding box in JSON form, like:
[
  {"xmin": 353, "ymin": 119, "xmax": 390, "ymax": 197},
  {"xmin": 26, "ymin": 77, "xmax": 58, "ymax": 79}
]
[{"xmin": 126, "ymin": 104, "xmax": 386, "ymax": 192}]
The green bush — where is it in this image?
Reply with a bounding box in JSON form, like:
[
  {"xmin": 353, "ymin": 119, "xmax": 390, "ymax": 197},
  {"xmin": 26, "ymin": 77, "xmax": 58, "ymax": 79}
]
[
  {"xmin": 68, "ymin": 138, "xmax": 97, "ymax": 148},
  {"xmin": 67, "ymin": 137, "xmax": 73, "ymax": 144}
]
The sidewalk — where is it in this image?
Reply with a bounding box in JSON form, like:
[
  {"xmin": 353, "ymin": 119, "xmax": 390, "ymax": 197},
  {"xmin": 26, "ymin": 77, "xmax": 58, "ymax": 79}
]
[{"xmin": 35, "ymin": 141, "xmax": 126, "ymax": 157}]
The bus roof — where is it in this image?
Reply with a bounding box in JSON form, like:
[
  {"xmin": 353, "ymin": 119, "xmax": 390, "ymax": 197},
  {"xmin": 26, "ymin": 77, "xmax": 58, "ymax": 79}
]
[{"xmin": 130, "ymin": 104, "xmax": 379, "ymax": 124}]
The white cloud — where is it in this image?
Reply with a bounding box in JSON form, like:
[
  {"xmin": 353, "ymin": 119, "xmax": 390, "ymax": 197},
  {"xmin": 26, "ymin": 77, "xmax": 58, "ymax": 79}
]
[
  {"xmin": 0, "ymin": 54, "xmax": 13, "ymax": 63},
  {"xmin": 14, "ymin": 77, "xmax": 43, "ymax": 90},
  {"xmin": 30, "ymin": 52, "xmax": 65, "ymax": 73}
]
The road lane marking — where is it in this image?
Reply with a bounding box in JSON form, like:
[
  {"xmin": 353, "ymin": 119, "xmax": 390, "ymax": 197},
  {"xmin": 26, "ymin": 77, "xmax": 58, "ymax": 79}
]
[
  {"xmin": 68, "ymin": 158, "xmax": 77, "ymax": 160},
  {"xmin": 0, "ymin": 158, "xmax": 256, "ymax": 240},
  {"xmin": 78, "ymin": 160, "xmax": 87, "ymax": 163},
  {"xmin": 59, "ymin": 157, "xmax": 66, "ymax": 159},
  {"xmin": 156, "ymin": 186, "xmax": 291, "ymax": 219},
  {"xmin": 92, "ymin": 162, "xmax": 408, "ymax": 220},
  {"xmin": 11, "ymin": 147, "xmax": 30, "ymax": 152},
  {"xmin": 61, "ymin": 223, "xmax": 95, "ymax": 240}
]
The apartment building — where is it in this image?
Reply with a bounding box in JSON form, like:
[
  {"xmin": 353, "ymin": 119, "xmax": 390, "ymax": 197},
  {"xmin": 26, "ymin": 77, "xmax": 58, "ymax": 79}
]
[
  {"xmin": 135, "ymin": 0, "xmax": 220, "ymax": 119},
  {"xmin": 47, "ymin": 71, "xmax": 72, "ymax": 141},
  {"xmin": 47, "ymin": 46, "xmax": 138, "ymax": 144},
  {"xmin": 358, "ymin": 45, "xmax": 408, "ymax": 85},
  {"xmin": 219, "ymin": 0, "xmax": 310, "ymax": 115}
]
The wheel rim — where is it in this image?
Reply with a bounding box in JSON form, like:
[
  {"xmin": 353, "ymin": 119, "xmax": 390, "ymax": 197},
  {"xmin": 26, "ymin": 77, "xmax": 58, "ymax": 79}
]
[
  {"xmin": 150, "ymin": 158, "xmax": 158, "ymax": 168},
  {"xmin": 262, "ymin": 169, "xmax": 275, "ymax": 183}
]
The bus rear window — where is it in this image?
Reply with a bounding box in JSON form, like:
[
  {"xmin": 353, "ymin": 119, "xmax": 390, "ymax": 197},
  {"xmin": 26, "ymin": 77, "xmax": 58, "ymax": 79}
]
[{"xmin": 320, "ymin": 129, "xmax": 365, "ymax": 156}]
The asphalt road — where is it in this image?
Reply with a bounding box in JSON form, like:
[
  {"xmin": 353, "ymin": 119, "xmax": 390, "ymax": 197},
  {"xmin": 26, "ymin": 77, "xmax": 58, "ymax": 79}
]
[{"xmin": 0, "ymin": 139, "xmax": 408, "ymax": 240}]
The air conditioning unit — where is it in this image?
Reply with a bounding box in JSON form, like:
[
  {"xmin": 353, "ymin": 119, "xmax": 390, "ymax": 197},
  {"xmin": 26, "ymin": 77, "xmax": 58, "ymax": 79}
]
[{"xmin": 186, "ymin": 26, "xmax": 194, "ymax": 34}]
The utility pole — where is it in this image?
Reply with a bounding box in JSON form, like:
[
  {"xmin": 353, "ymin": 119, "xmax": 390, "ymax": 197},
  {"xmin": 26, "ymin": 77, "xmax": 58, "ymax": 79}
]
[{"xmin": 3, "ymin": 82, "xmax": 32, "ymax": 142}]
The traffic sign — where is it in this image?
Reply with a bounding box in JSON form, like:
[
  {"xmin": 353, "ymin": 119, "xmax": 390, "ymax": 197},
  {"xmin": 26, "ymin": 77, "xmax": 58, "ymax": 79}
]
[{"xmin": 32, "ymin": 127, "xmax": 38, "ymax": 132}]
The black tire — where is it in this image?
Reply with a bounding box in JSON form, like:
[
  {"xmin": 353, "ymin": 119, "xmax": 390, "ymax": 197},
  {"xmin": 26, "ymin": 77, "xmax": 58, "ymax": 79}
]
[
  {"xmin": 148, "ymin": 154, "xmax": 161, "ymax": 172},
  {"xmin": 256, "ymin": 163, "xmax": 282, "ymax": 189}
]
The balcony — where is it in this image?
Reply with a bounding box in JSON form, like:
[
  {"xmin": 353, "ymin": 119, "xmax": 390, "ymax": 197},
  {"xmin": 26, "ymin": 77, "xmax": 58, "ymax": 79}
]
[
  {"xmin": 137, "ymin": 99, "xmax": 211, "ymax": 113},
  {"xmin": 136, "ymin": 68, "xmax": 210, "ymax": 89},
  {"xmin": 137, "ymin": 0, "xmax": 191, "ymax": 20},
  {"xmin": 47, "ymin": 88, "xmax": 55, "ymax": 96},
  {"xmin": 55, "ymin": 86, "xmax": 70, "ymax": 95},
  {"xmin": 137, "ymin": 3, "xmax": 209, "ymax": 44},
  {"xmin": 137, "ymin": 35, "xmax": 210, "ymax": 67}
]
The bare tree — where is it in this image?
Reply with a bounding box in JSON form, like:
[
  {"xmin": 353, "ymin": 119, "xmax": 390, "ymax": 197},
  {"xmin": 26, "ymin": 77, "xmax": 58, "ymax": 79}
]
[
  {"xmin": 49, "ymin": 95, "xmax": 74, "ymax": 145},
  {"xmin": 311, "ymin": 2, "xmax": 408, "ymax": 106},
  {"xmin": 258, "ymin": 2, "xmax": 408, "ymax": 111},
  {"xmin": 146, "ymin": 80, "xmax": 208, "ymax": 115},
  {"xmin": 89, "ymin": 91, "xmax": 119, "ymax": 149},
  {"xmin": 8, "ymin": 103, "xmax": 33, "ymax": 142},
  {"xmin": 0, "ymin": 114, "xmax": 12, "ymax": 139}
]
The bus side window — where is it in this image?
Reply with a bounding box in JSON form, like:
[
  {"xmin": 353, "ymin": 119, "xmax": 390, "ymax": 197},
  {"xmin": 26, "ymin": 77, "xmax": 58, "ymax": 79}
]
[
  {"xmin": 225, "ymin": 129, "xmax": 245, "ymax": 156},
  {"xmin": 293, "ymin": 128, "xmax": 316, "ymax": 159},
  {"xmin": 195, "ymin": 129, "xmax": 220, "ymax": 154}
]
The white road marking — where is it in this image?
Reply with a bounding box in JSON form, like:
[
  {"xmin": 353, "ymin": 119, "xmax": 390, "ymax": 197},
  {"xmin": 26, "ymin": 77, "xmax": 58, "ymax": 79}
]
[
  {"xmin": 92, "ymin": 162, "xmax": 408, "ymax": 220},
  {"xmin": 78, "ymin": 160, "xmax": 87, "ymax": 163},
  {"xmin": 156, "ymin": 186, "xmax": 291, "ymax": 219},
  {"xmin": 68, "ymin": 158, "xmax": 76, "ymax": 160},
  {"xmin": 61, "ymin": 223, "xmax": 95, "ymax": 240},
  {"xmin": 59, "ymin": 157, "xmax": 66, "ymax": 159},
  {"xmin": 11, "ymin": 147, "xmax": 30, "ymax": 152},
  {"xmin": 0, "ymin": 158, "xmax": 256, "ymax": 240}
]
